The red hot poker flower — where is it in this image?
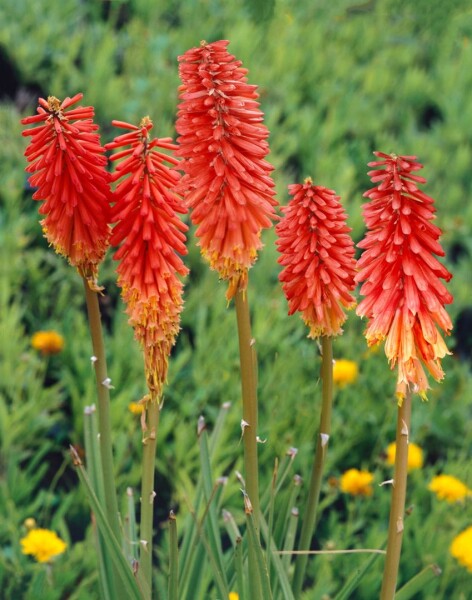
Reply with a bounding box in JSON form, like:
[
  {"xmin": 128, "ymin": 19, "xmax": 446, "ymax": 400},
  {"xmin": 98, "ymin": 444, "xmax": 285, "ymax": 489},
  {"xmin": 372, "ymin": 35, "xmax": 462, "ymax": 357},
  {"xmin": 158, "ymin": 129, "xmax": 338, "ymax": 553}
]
[
  {"xmin": 276, "ymin": 178, "xmax": 357, "ymax": 337},
  {"xmin": 356, "ymin": 152, "xmax": 453, "ymax": 400},
  {"xmin": 176, "ymin": 39, "xmax": 277, "ymax": 300},
  {"xmin": 106, "ymin": 117, "xmax": 189, "ymax": 398},
  {"xmin": 21, "ymin": 94, "xmax": 111, "ymax": 287}
]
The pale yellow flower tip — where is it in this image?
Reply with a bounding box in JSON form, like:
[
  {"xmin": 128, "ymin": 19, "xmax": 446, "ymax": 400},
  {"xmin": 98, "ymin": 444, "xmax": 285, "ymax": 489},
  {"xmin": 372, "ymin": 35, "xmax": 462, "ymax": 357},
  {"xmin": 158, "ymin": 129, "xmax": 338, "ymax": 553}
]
[
  {"xmin": 31, "ymin": 330, "xmax": 65, "ymax": 355},
  {"xmin": 228, "ymin": 593, "xmax": 240, "ymax": 600},
  {"xmin": 332, "ymin": 359, "xmax": 358, "ymax": 387},
  {"xmin": 20, "ymin": 528, "xmax": 67, "ymax": 563},
  {"xmin": 385, "ymin": 442, "xmax": 423, "ymax": 471},
  {"xmin": 24, "ymin": 517, "xmax": 37, "ymax": 530},
  {"xmin": 340, "ymin": 468, "xmax": 374, "ymax": 497},
  {"xmin": 428, "ymin": 474, "xmax": 471, "ymax": 503},
  {"xmin": 450, "ymin": 526, "xmax": 472, "ymax": 572}
]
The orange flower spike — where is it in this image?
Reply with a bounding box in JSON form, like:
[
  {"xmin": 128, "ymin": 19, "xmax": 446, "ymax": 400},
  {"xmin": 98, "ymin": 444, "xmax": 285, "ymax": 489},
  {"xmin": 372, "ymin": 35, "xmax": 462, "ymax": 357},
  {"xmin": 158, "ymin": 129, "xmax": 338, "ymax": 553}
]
[
  {"xmin": 106, "ymin": 117, "xmax": 189, "ymax": 398},
  {"xmin": 21, "ymin": 94, "xmax": 112, "ymax": 287},
  {"xmin": 356, "ymin": 152, "xmax": 453, "ymax": 401},
  {"xmin": 176, "ymin": 40, "xmax": 277, "ymax": 300},
  {"xmin": 276, "ymin": 179, "xmax": 357, "ymax": 337}
]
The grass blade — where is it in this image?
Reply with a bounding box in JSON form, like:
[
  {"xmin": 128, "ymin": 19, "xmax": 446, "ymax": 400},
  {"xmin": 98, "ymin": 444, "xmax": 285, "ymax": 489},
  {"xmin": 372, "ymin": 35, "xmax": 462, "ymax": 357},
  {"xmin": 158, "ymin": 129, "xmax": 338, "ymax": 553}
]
[
  {"xmin": 334, "ymin": 541, "xmax": 386, "ymax": 600},
  {"xmin": 259, "ymin": 511, "xmax": 295, "ymax": 600},
  {"xmin": 70, "ymin": 446, "xmax": 145, "ymax": 600},
  {"xmin": 180, "ymin": 404, "xmax": 228, "ymax": 597},
  {"xmin": 245, "ymin": 495, "xmax": 272, "ymax": 600},
  {"xmin": 266, "ymin": 458, "xmax": 278, "ymax": 585},
  {"xmin": 234, "ymin": 536, "xmax": 246, "ymax": 600},
  {"xmin": 394, "ymin": 564, "xmax": 441, "ymax": 600},
  {"xmin": 198, "ymin": 417, "xmax": 229, "ymax": 589},
  {"xmin": 83, "ymin": 405, "xmax": 114, "ymax": 600},
  {"xmin": 168, "ymin": 511, "xmax": 179, "ymax": 600},
  {"xmin": 125, "ymin": 487, "xmax": 138, "ymax": 563},
  {"xmin": 187, "ymin": 494, "xmax": 230, "ymax": 599},
  {"xmin": 273, "ymin": 474, "xmax": 303, "ymax": 549}
]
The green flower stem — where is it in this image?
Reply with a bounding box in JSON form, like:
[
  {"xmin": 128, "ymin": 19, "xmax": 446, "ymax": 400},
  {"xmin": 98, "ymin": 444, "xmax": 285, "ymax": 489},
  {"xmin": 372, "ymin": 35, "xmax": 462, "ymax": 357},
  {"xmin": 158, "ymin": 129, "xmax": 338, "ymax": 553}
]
[
  {"xmin": 293, "ymin": 335, "xmax": 333, "ymax": 597},
  {"xmin": 380, "ymin": 389, "xmax": 412, "ymax": 599},
  {"xmin": 82, "ymin": 279, "xmax": 121, "ymax": 542},
  {"xmin": 235, "ymin": 288, "xmax": 260, "ymax": 527},
  {"xmin": 139, "ymin": 398, "xmax": 160, "ymax": 599}
]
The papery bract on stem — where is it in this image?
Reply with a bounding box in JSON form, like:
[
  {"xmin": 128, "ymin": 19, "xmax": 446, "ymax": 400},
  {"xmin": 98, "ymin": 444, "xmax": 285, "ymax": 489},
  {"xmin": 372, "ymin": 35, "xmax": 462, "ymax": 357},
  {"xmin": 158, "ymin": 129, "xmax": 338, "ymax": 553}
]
[
  {"xmin": 176, "ymin": 39, "xmax": 277, "ymax": 300},
  {"xmin": 106, "ymin": 117, "xmax": 188, "ymax": 399},
  {"xmin": 356, "ymin": 152, "xmax": 453, "ymax": 401},
  {"xmin": 21, "ymin": 94, "xmax": 112, "ymax": 288},
  {"xmin": 276, "ymin": 178, "xmax": 357, "ymax": 337}
]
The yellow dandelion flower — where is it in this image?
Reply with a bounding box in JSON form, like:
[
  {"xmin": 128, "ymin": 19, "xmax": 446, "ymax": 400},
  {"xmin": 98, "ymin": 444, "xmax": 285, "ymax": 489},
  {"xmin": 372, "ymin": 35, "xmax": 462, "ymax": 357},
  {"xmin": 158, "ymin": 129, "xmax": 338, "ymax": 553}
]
[
  {"xmin": 385, "ymin": 441, "xmax": 423, "ymax": 471},
  {"xmin": 128, "ymin": 401, "xmax": 145, "ymax": 416},
  {"xmin": 333, "ymin": 359, "xmax": 358, "ymax": 387},
  {"xmin": 450, "ymin": 526, "xmax": 472, "ymax": 572},
  {"xmin": 428, "ymin": 475, "xmax": 471, "ymax": 503},
  {"xmin": 340, "ymin": 468, "xmax": 374, "ymax": 497},
  {"xmin": 31, "ymin": 330, "xmax": 64, "ymax": 355},
  {"xmin": 229, "ymin": 593, "xmax": 240, "ymax": 600},
  {"xmin": 20, "ymin": 528, "xmax": 67, "ymax": 563}
]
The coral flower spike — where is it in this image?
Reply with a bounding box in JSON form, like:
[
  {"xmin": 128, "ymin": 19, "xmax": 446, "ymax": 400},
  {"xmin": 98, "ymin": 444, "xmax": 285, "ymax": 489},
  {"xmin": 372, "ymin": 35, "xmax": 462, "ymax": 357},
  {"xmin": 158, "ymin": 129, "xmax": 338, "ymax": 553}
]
[
  {"xmin": 21, "ymin": 94, "xmax": 111, "ymax": 288},
  {"xmin": 276, "ymin": 178, "xmax": 357, "ymax": 337},
  {"xmin": 176, "ymin": 40, "xmax": 277, "ymax": 300},
  {"xmin": 356, "ymin": 152, "xmax": 453, "ymax": 401},
  {"xmin": 106, "ymin": 117, "xmax": 189, "ymax": 399}
]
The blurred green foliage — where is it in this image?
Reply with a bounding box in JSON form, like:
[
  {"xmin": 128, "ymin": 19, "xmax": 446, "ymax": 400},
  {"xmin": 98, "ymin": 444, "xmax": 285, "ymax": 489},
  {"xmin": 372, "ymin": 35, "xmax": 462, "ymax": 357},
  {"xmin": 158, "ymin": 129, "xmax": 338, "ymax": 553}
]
[{"xmin": 1, "ymin": 0, "xmax": 471, "ymax": 597}]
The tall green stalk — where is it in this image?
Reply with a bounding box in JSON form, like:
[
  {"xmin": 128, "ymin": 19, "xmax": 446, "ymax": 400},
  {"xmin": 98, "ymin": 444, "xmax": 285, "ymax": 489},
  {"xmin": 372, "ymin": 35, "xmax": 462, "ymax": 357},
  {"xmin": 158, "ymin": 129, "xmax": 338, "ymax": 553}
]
[
  {"xmin": 235, "ymin": 287, "xmax": 263, "ymax": 599},
  {"xmin": 234, "ymin": 288, "xmax": 260, "ymax": 526},
  {"xmin": 139, "ymin": 398, "xmax": 160, "ymax": 599},
  {"xmin": 380, "ymin": 390, "xmax": 412, "ymax": 599},
  {"xmin": 293, "ymin": 335, "xmax": 333, "ymax": 597},
  {"xmin": 82, "ymin": 279, "xmax": 121, "ymax": 541}
]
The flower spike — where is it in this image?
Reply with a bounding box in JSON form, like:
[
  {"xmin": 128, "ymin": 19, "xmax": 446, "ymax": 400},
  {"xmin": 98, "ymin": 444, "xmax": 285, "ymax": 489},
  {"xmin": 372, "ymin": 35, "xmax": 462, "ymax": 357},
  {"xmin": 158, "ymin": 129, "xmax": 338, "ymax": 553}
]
[
  {"xmin": 356, "ymin": 152, "xmax": 453, "ymax": 401},
  {"xmin": 276, "ymin": 178, "xmax": 357, "ymax": 337},
  {"xmin": 21, "ymin": 94, "xmax": 112, "ymax": 288},
  {"xmin": 176, "ymin": 39, "xmax": 277, "ymax": 300},
  {"xmin": 106, "ymin": 117, "xmax": 188, "ymax": 399}
]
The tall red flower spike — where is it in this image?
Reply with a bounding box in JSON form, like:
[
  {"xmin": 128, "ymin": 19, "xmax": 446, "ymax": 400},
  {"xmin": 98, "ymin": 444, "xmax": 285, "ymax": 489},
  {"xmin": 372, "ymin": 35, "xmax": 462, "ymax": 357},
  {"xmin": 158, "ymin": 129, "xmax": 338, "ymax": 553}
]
[
  {"xmin": 276, "ymin": 178, "xmax": 357, "ymax": 337},
  {"xmin": 106, "ymin": 117, "xmax": 189, "ymax": 399},
  {"xmin": 356, "ymin": 152, "xmax": 453, "ymax": 401},
  {"xmin": 21, "ymin": 94, "xmax": 111, "ymax": 288},
  {"xmin": 176, "ymin": 39, "xmax": 277, "ymax": 300}
]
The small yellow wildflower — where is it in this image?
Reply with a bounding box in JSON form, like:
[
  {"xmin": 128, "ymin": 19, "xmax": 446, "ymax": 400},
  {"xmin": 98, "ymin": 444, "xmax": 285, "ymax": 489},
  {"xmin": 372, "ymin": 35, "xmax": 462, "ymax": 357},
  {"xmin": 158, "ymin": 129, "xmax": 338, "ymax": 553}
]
[
  {"xmin": 450, "ymin": 526, "xmax": 472, "ymax": 572},
  {"xmin": 340, "ymin": 468, "xmax": 374, "ymax": 497},
  {"xmin": 20, "ymin": 528, "xmax": 67, "ymax": 563},
  {"xmin": 228, "ymin": 593, "xmax": 240, "ymax": 600},
  {"xmin": 332, "ymin": 359, "xmax": 359, "ymax": 387},
  {"xmin": 31, "ymin": 330, "xmax": 64, "ymax": 355},
  {"xmin": 428, "ymin": 475, "xmax": 471, "ymax": 503},
  {"xmin": 385, "ymin": 442, "xmax": 423, "ymax": 471},
  {"xmin": 24, "ymin": 518, "xmax": 37, "ymax": 530},
  {"xmin": 128, "ymin": 401, "xmax": 145, "ymax": 416}
]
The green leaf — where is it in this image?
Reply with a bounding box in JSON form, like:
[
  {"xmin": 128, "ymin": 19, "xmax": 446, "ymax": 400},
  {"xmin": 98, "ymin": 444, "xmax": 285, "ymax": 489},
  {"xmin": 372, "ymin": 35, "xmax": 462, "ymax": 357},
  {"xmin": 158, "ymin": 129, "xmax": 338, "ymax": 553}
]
[
  {"xmin": 168, "ymin": 511, "xmax": 179, "ymax": 600},
  {"xmin": 395, "ymin": 564, "xmax": 442, "ymax": 600},
  {"xmin": 245, "ymin": 503, "xmax": 273, "ymax": 600}
]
